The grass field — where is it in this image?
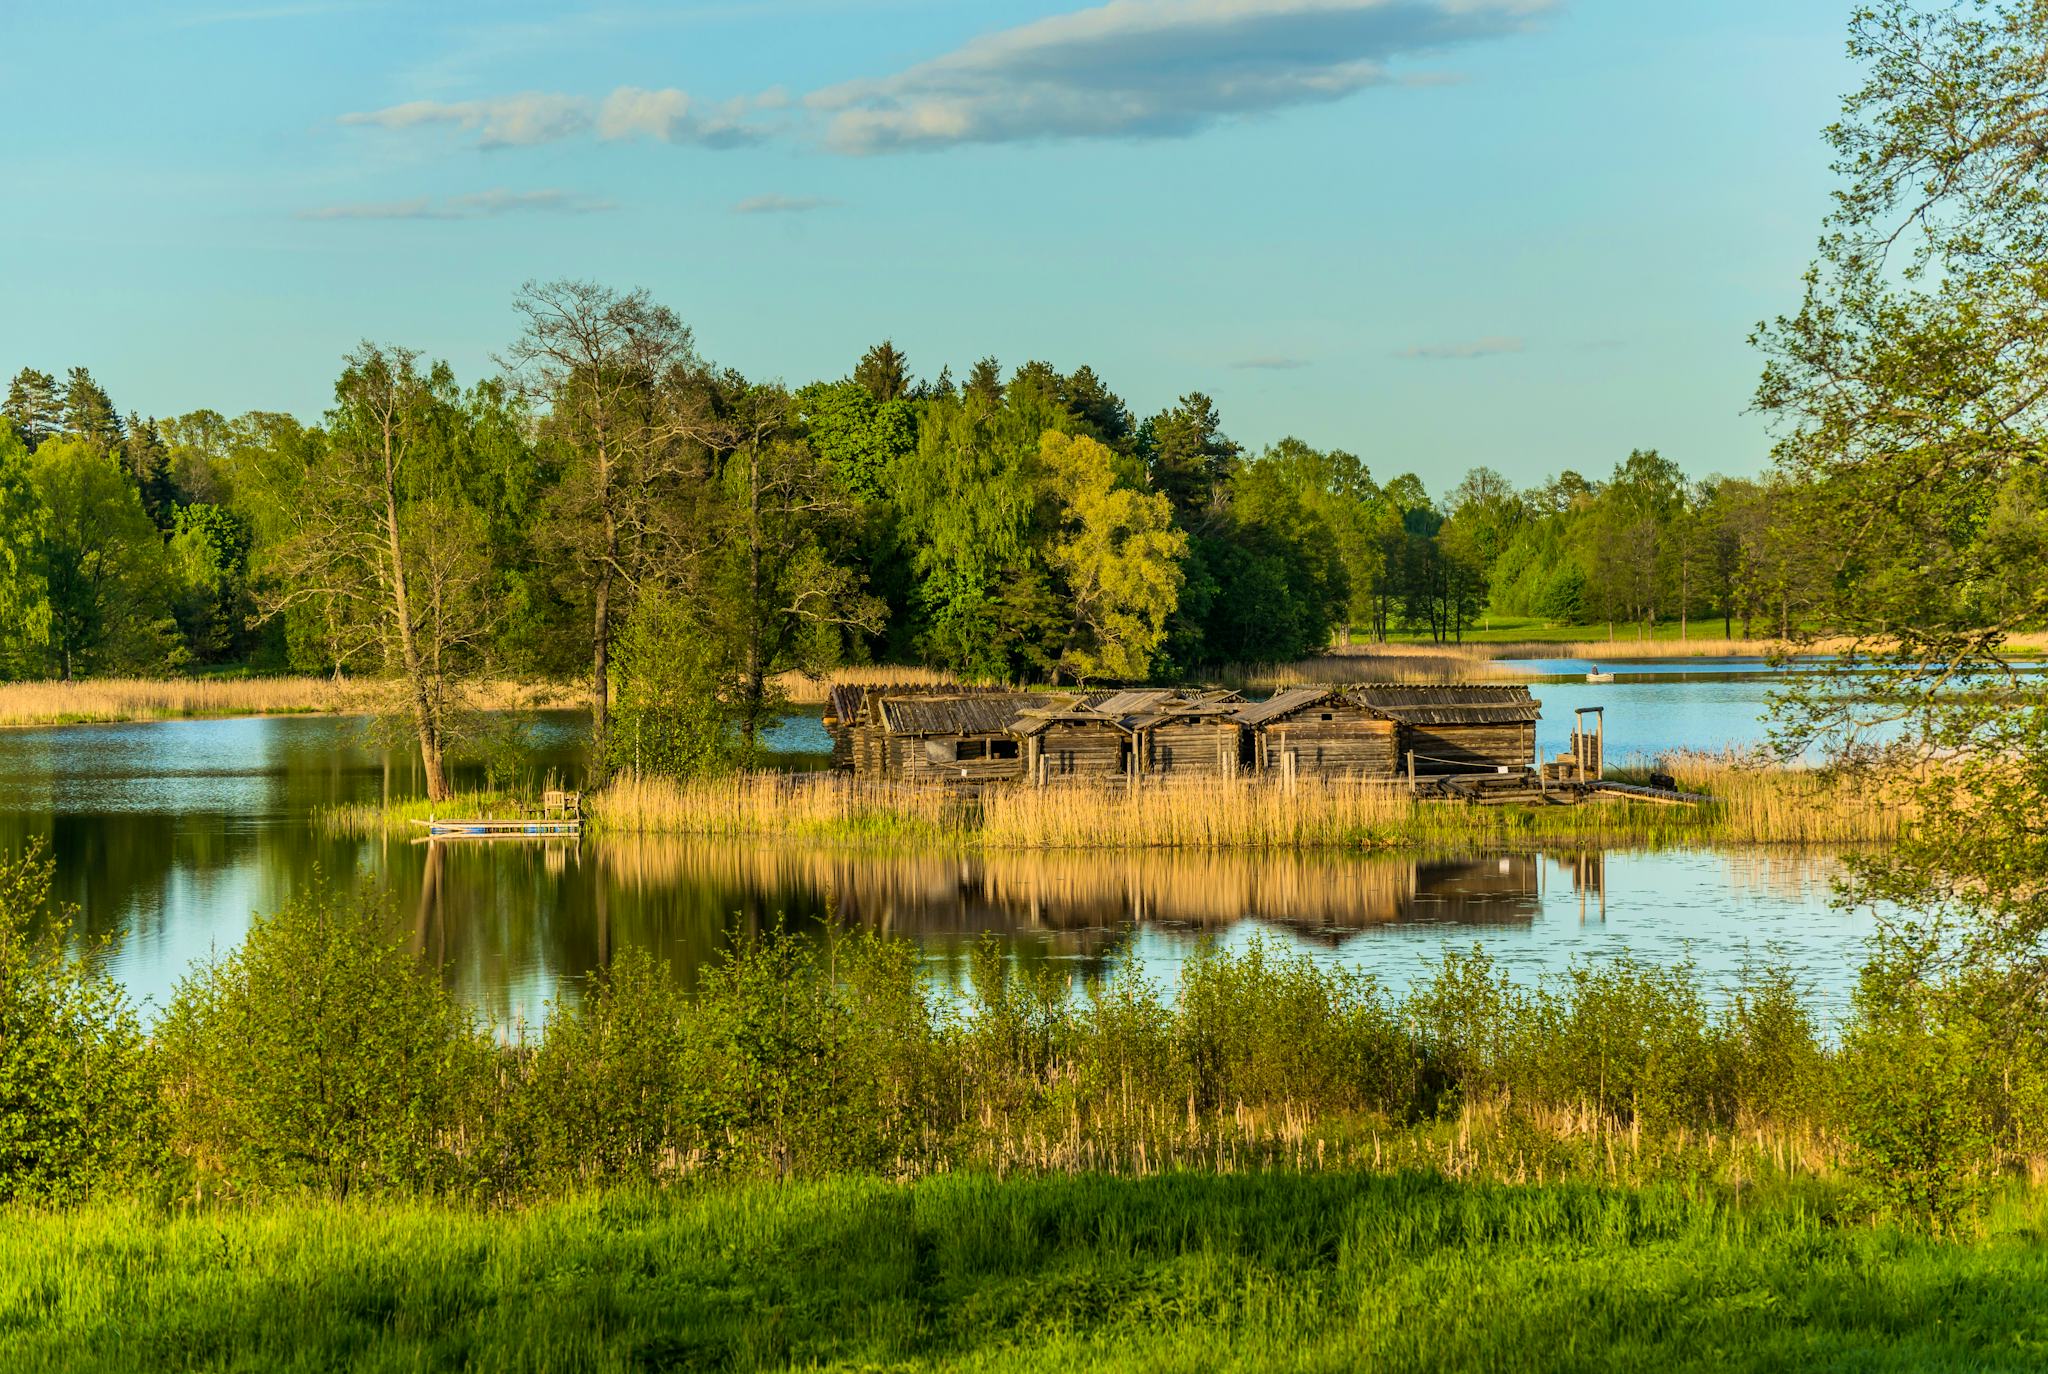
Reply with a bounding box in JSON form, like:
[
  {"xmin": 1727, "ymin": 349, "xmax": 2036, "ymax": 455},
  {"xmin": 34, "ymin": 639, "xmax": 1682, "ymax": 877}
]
[{"xmin": 5, "ymin": 1173, "xmax": 2046, "ymax": 1372}]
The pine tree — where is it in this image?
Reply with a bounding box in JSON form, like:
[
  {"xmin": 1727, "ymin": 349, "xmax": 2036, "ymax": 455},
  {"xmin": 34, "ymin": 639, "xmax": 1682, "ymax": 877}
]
[
  {"xmin": 122, "ymin": 413, "xmax": 177, "ymax": 529},
  {"xmin": 853, "ymin": 340, "xmax": 910, "ymax": 403},
  {"xmin": 61, "ymin": 367, "xmax": 122, "ymax": 449},
  {"xmin": 963, "ymin": 357, "xmax": 1004, "ymax": 410},
  {"xmin": 3, "ymin": 369, "xmax": 61, "ymax": 449}
]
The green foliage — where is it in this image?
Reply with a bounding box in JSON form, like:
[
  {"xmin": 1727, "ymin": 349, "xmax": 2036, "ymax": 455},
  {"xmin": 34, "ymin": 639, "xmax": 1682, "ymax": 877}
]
[
  {"xmin": 0, "ymin": 843, "xmax": 154, "ymax": 1203},
  {"xmin": 26, "ymin": 437, "xmax": 179, "ymax": 678},
  {"xmin": 795, "ymin": 377, "xmax": 917, "ymax": 500},
  {"xmin": 0, "ymin": 422, "xmax": 51, "ymax": 679},
  {"xmin": 16, "ymin": 1175, "xmax": 2048, "ymax": 1373},
  {"xmin": 1040, "ymin": 429, "xmax": 1185, "ymax": 681},
  {"xmin": 606, "ymin": 588, "xmax": 738, "ymax": 777},
  {"xmin": 1839, "ymin": 963, "xmax": 1994, "ymax": 1236},
  {"xmin": 153, "ymin": 883, "xmax": 492, "ymax": 1198}
]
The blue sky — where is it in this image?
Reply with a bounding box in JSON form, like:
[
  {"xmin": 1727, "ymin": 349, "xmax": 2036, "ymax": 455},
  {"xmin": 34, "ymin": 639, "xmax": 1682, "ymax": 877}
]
[{"xmin": 0, "ymin": 0, "xmax": 1853, "ymax": 493}]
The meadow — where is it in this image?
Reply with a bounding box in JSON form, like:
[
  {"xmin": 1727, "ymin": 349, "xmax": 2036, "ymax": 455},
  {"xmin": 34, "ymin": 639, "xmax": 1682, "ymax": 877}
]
[{"xmin": 7, "ymin": 1174, "xmax": 2048, "ymax": 1373}]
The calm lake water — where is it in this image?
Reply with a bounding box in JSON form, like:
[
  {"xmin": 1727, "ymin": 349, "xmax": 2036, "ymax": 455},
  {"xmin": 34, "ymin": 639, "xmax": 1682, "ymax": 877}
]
[{"xmin": 1, "ymin": 659, "xmax": 1878, "ymax": 1026}]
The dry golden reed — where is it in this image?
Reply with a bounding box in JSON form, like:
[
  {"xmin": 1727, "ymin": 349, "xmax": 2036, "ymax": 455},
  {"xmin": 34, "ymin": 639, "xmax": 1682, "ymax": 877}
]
[
  {"xmin": 0, "ymin": 676, "xmax": 581, "ymax": 728},
  {"xmin": 585, "ymin": 758, "xmax": 1898, "ymax": 850}
]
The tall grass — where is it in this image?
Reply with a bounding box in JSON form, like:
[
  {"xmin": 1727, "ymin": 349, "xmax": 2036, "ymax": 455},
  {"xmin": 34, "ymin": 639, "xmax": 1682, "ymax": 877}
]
[
  {"xmin": 582, "ymin": 760, "xmax": 1900, "ymax": 849},
  {"xmin": 0, "ymin": 676, "xmax": 579, "ymax": 728},
  {"xmin": 10, "ymin": 1175, "xmax": 2047, "ymax": 1373}
]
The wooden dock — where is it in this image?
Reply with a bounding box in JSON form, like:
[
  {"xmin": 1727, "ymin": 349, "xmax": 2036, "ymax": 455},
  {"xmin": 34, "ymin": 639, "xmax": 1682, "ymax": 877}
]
[{"xmin": 410, "ymin": 818, "xmax": 582, "ymax": 841}]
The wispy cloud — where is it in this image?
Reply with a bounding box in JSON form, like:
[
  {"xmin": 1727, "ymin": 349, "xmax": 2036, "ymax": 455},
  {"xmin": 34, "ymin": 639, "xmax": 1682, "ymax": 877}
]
[
  {"xmin": 296, "ymin": 189, "xmax": 615, "ymax": 221},
  {"xmin": 334, "ymin": 1, "xmax": 1552, "ymax": 157},
  {"xmin": 1396, "ymin": 335, "xmax": 1524, "ymax": 360},
  {"xmin": 1230, "ymin": 355, "xmax": 1312, "ymax": 370},
  {"xmin": 733, "ymin": 193, "xmax": 840, "ymax": 215},
  {"xmin": 808, "ymin": 0, "xmax": 1557, "ymax": 153},
  {"xmin": 339, "ymin": 93, "xmax": 591, "ymax": 149},
  {"xmin": 340, "ymin": 87, "xmax": 774, "ymax": 149}
]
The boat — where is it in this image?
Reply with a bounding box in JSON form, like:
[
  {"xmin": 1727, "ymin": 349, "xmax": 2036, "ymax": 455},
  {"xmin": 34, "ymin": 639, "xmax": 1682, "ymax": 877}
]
[{"xmin": 1585, "ymin": 666, "xmax": 1616, "ymax": 684}]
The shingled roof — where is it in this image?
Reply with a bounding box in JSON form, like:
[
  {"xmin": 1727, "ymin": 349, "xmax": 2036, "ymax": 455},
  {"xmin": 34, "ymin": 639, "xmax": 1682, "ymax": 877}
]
[
  {"xmin": 1350, "ymin": 683, "xmax": 1539, "ymax": 726},
  {"xmin": 1232, "ymin": 683, "xmax": 1538, "ymax": 728},
  {"xmin": 876, "ymin": 693, "xmax": 1063, "ymax": 737}
]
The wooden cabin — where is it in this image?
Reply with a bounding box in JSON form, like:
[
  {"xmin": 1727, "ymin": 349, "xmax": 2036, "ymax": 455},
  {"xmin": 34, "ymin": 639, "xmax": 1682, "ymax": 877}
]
[
  {"xmin": 1010, "ymin": 694, "xmax": 1129, "ymax": 781},
  {"xmin": 844, "ymin": 690, "xmax": 1057, "ymax": 784},
  {"xmin": 1351, "ymin": 684, "xmax": 1539, "ymax": 776},
  {"xmin": 1096, "ymin": 688, "xmax": 1245, "ymax": 778},
  {"xmin": 1231, "ymin": 687, "xmax": 1401, "ymax": 779}
]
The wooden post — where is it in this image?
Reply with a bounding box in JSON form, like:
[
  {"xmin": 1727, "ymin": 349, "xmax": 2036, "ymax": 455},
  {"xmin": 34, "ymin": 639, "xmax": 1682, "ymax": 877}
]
[{"xmin": 1406, "ymin": 750, "xmax": 1416, "ymax": 794}]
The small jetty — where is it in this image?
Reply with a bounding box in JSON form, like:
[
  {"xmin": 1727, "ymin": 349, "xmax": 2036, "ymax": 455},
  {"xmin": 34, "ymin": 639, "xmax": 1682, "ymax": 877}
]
[{"xmin": 412, "ymin": 790, "xmax": 582, "ymax": 842}]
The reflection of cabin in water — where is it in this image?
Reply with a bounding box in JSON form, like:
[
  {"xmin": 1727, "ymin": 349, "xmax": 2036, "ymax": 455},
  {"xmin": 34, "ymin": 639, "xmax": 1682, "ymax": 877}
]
[{"xmin": 1232, "ymin": 683, "xmax": 1538, "ymax": 779}]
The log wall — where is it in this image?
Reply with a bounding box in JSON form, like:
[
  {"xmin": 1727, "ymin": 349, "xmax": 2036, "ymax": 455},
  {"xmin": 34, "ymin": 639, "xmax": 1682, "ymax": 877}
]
[
  {"xmin": 1036, "ymin": 722, "xmax": 1131, "ymax": 779},
  {"xmin": 1252, "ymin": 707, "xmax": 1399, "ymax": 779},
  {"xmin": 1399, "ymin": 723, "xmax": 1536, "ymax": 775},
  {"xmin": 1145, "ymin": 722, "xmax": 1240, "ymax": 777}
]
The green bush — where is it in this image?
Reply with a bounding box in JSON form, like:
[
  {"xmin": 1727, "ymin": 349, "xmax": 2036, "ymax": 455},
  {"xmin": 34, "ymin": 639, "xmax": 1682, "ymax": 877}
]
[
  {"xmin": 510, "ymin": 947, "xmax": 717, "ymax": 1188},
  {"xmin": 0, "ymin": 842, "xmax": 156, "ymax": 1202},
  {"xmin": 153, "ymin": 883, "xmax": 493, "ymax": 1198}
]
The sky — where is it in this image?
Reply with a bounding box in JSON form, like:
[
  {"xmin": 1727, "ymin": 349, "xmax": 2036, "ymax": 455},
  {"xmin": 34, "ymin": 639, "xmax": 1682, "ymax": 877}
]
[{"xmin": 0, "ymin": 0, "xmax": 1857, "ymax": 494}]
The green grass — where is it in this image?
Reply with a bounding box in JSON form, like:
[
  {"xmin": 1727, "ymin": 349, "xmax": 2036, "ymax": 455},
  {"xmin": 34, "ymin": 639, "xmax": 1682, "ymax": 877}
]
[{"xmin": 5, "ymin": 1172, "xmax": 2046, "ymax": 1372}]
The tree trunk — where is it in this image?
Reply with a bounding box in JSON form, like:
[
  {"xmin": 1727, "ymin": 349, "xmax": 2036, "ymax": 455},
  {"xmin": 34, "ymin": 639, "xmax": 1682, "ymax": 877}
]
[
  {"xmin": 591, "ymin": 568, "xmax": 612, "ymax": 781},
  {"xmin": 384, "ymin": 485, "xmax": 447, "ymax": 801}
]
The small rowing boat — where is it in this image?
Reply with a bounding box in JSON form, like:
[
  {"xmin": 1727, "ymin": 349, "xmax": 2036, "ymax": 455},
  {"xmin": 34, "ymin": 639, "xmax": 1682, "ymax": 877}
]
[{"xmin": 1585, "ymin": 666, "xmax": 1616, "ymax": 684}]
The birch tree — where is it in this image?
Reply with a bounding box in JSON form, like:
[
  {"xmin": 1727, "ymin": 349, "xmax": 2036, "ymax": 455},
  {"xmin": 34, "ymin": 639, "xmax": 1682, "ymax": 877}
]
[{"xmin": 504, "ymin": 281, "xmax": 701, "ymax": 778}]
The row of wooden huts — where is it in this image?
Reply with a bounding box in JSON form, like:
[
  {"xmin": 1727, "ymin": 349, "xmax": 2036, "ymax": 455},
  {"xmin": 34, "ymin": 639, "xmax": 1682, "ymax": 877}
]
[{"xmin": 824, "ymin": 682, "xmax": 1540, "ymax": 785}]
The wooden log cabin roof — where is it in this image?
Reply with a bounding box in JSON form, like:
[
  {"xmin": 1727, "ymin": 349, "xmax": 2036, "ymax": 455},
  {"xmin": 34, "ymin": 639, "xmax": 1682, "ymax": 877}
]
[
  {"xmin": 1231, "ymin": 683, "xmax": 1538, "ymax": 728},
  {"xmin": 1011, "ymin": 688, "xmax": 1241, "ymax": 737},
  {"xmin": 875, "ymin": 692, "xmax": 1068, "ymax": 737}
]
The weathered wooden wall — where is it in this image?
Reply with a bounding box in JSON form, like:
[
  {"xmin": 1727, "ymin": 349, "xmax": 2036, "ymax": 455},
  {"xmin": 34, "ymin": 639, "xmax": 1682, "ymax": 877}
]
[
  {"xmin": 1145, "ymin": 722, "xmax": 1240, "ymax": 777},
  {"xmin": 1398, "ymin": 723, "xmax": 1536, "ymax": 775},
  {"xmin": 1035, "ymin": 721, "xmax": 1131, "ymax": 779},
  {"xmin": 1252, "ymin": 707, "xmax": 1399, "ymax": 778}
]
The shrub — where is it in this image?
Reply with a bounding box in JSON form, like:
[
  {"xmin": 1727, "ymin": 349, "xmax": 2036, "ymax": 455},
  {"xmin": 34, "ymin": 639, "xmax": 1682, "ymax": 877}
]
[
  {"xmin": 511, "ymin": 948, "xmax": 717, "ymax": 1188},
  {"xmin": 153, "ymin": 883, "xmax": 493, "ymax": 1198},
  {"xmin": 0, "ymin": 842, "xmax": 155, "ymax": 1202}
]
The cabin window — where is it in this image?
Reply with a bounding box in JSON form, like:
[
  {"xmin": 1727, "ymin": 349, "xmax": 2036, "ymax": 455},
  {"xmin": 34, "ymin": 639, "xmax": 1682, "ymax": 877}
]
[
  {"xmin": 1320, "ymin": 713, "xmax": 1333, "ymax": 721},
  {"xmin": 956, "ymin": 739, "xmax": 988, "ymax": 761},
  {"xmin": 991, "ymin": 739, "xmax": 1020, "ymax": 760}
]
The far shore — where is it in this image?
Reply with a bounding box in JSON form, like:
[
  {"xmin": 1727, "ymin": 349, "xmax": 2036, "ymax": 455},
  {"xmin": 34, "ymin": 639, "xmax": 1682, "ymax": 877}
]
[{"xmin": 7, "ymin": 632, "xmax": 2031, "ymax": 729}]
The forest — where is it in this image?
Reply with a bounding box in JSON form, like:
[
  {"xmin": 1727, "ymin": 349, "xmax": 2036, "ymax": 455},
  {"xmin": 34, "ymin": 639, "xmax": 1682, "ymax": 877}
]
[{"xmin": 0, "ymin": 293, "xmax": 1811, "ymax": 781}]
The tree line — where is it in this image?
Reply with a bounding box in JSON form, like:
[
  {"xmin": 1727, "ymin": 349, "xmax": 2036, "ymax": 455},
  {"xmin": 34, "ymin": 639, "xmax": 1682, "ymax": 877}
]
[{"xmin": 3, "ymin": 285, "xmax": 1816, "ymax": 791}]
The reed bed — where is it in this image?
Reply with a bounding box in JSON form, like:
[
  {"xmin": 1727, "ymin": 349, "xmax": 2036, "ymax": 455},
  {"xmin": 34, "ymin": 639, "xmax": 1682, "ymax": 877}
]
[
  {"xmin": 770, "ymin": 663, "xmax": 968, "ymax": 704},
  {"xmin": 580, "ymin": 759, "xmax": 1898, "ymax": 850},
  {"xmin": 0, "ymin": 676, "xmax": 580, "ymax": 728}
]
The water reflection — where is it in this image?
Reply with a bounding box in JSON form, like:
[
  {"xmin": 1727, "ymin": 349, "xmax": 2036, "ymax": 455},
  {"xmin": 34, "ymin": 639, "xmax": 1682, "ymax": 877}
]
[{"xmin": 0, "ymin": 711, "xmax": 1877, "ymax": 1027}]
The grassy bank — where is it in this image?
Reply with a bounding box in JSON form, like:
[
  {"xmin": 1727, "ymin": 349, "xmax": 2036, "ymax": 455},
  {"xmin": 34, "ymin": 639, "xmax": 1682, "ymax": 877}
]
[
  {"xmin": 0, "ymin": 676, "xmax": 581, "ymax": 728},
  {"xmin": 7, "ymin": 1174, "xmax": 2048, "ymax": 1372},
  {"xmin": 563, "ymin": 757, "xmax": 1900, "ymax": 850}
]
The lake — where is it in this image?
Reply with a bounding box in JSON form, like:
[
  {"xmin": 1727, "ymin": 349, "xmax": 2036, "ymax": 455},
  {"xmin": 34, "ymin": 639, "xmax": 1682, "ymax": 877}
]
[{"xmin": 0, "ymin": 658, "xmax": 1877, "ymax": 1025}]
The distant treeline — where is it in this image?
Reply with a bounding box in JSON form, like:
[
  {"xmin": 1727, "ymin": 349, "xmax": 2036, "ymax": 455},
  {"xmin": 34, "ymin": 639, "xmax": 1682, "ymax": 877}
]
[{"xmin": 0, "ymin": 289, "xmax": 1812, "ymax": 789}]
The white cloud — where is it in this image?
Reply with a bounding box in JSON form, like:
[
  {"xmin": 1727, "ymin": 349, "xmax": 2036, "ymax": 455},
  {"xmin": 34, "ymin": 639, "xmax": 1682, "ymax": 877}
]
[
  {"xmin": 597, "ymin": 87, "xmax": 771, "ymax": 147},
  {"xmin": 1396, "ymin": 335, "xmax": 1525, "ymax": 360},
  {"xmin": 808, "ymin": 0, "xmax": 1556, "ymax": 153},
  {"xmin": 339, "ymin": 93, "xmax": 591, "ymax": 148},
  {"xmin": 733, "ymin": 193, "xmax": 840, "ymax": 215},
  {"xmin": 342, "ymin": 86, "xmax": 773, "ymax": 149},
  {"xmin": 296, "ymin": 189, "xmax": 615, "ymax": 221}
]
